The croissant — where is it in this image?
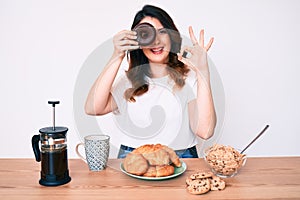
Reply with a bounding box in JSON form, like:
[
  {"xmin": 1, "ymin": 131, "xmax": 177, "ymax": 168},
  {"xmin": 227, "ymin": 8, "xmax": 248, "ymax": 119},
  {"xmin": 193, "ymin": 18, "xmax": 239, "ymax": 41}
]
[
  {"xmin": 133, "ymin": 144, "xmax": 170, "ymax": 166},
  {"xmin": 162, "ymin": 145, "xmax": 181, "ymax": 167},
  {"xmin": 143, "ymin": 165, "xmax": 175, "ymax": 177},
  {"xmin": 123, "ymin": 152, "xmax": 148, "ymax": 176},
  {"xmin": 123, "ymin": 144, "xmax": 181, "ymax": 177}
]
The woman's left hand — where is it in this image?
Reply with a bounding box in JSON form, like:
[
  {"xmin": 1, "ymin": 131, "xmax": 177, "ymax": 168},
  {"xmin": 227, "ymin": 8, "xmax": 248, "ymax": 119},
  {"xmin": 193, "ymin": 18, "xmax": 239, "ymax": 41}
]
[{"xmin": 178, "ymin": 26, "xmax": 214, "ymax": 74}]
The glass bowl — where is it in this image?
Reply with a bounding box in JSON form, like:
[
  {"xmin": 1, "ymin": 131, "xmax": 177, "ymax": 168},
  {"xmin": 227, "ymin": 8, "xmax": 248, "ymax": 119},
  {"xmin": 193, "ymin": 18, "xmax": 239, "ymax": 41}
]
[{"xmin": 203, "ymin": 144, "xmax": 247, "ymax": 178}]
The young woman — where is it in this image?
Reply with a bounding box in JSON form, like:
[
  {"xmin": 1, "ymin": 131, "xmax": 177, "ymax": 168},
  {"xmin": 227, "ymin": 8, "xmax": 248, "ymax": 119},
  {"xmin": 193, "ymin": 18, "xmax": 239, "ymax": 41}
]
[{"xmin": 85, "ymin": 5, "xmax": 216, "ymax": 158}]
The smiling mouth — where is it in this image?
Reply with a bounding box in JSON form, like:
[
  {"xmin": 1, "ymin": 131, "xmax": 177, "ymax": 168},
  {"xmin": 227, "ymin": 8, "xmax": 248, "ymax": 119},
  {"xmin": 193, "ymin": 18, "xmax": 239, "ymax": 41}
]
[{"xmin": 151, "ymin": 47, "xmax": 164, "ymax": 54}]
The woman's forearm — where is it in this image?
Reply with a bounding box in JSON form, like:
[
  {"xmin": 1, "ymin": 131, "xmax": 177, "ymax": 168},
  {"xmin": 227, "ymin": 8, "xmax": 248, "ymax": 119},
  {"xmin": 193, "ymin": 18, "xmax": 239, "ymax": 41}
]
[
  {"xmin": 85, "ymin": 54, "xmax": 124, "ymax": 115},
  {"xmin": 189, "ymin": 70, "xmax": 216, "ymax": 139},
  {"xmin": 85, "ymin": 30, "xmax": 139, "ymax": 115}
]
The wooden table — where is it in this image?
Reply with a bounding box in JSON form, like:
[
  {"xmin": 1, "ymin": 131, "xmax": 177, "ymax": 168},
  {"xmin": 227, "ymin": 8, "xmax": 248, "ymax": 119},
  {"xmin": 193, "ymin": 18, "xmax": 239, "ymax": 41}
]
[{"xmin": 0, "ymin": 157, "xmax": 300, "ymax": 200}]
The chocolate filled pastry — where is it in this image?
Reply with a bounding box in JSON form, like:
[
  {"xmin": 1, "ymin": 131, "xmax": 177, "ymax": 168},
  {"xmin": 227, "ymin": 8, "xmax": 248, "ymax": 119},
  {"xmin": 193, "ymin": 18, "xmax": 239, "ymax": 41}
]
[
  {"xmin": 123, "ymin": 144, "xmax": 181, "ymax": 177},
  {"xmin": 133, "ymin": 22, "xmax": 156, "ymax": 46}
]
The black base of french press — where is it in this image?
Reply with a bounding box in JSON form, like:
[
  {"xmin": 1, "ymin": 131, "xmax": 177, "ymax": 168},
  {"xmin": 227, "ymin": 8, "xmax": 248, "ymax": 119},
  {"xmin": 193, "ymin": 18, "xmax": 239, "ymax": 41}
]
[{"xmin": 39, "ymin": 171, "xmax": 71, "ymax": 186}]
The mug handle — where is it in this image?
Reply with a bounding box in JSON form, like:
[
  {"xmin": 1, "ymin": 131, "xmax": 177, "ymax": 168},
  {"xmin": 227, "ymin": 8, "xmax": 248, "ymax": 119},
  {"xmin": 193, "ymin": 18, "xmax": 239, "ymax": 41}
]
[{"xmin": 75, "ymin": 143, "xmax": 86, "ymax": 162}]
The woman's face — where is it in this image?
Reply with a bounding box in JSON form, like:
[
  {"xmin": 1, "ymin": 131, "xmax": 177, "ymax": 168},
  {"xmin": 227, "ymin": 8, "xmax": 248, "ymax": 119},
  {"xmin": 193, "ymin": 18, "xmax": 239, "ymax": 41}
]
[{"xmin": 139, "ymin": 17, "xmax": 171, "ymax": 65}]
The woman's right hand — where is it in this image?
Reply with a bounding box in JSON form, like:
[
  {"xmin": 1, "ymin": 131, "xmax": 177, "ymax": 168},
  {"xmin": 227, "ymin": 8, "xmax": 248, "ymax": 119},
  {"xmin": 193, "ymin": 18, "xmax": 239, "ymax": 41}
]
[{"xmin": 112, "ymin": 30, "xmax": 140, "ymax": 58}]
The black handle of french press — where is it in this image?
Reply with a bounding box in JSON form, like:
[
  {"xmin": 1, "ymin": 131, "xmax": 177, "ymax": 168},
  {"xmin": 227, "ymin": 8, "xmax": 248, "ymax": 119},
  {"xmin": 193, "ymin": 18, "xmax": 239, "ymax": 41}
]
[
  {"xmin": 32, "ymin": 135, "xmax": 41, "ymax": 162},
  {"xmin": 48, "ymin": 101, "xmax": 60, "ymax": 106}
]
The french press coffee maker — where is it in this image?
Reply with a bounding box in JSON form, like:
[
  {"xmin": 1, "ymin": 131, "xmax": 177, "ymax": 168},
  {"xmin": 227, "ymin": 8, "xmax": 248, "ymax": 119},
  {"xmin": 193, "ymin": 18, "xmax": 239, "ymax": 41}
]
[{"xmin": 32, "ymin": 101, "xmax": 71, "ymax": 186}]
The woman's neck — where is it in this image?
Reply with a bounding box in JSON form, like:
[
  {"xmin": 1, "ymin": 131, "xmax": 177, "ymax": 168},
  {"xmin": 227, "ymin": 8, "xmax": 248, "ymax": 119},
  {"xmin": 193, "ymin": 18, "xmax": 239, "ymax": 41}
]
[{"xmin": 149, "ymin": 63, "xmax": 168, "ymax": 78}]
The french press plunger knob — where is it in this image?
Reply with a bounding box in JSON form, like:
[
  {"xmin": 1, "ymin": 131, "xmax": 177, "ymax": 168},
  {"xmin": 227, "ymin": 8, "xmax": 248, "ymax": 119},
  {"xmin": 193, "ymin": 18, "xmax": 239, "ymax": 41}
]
[{"xmin": 32, "ymin": 101, "xmax": 71, "ymax": 186}]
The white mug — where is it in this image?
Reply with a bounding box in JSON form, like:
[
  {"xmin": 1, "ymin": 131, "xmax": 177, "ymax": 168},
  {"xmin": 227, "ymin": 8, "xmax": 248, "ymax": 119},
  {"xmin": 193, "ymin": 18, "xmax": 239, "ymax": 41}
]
[{"xmin": 76, "ymin": 134, "xmax": 110, "ymax": 171}]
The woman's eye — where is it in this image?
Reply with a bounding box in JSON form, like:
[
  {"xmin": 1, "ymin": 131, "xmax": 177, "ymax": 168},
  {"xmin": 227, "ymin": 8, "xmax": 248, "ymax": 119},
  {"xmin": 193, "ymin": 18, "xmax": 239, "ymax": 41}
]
[{"xmin": 158, "ymin": 28, "xmax": 168, "ymax": 35}]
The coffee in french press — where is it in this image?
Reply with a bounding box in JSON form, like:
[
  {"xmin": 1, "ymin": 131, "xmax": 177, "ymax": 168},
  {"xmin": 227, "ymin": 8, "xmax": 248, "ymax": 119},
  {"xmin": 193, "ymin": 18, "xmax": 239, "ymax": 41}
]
[{"xmin": 32, "ymin": 101, "xmax": 71, "ymax": 186}]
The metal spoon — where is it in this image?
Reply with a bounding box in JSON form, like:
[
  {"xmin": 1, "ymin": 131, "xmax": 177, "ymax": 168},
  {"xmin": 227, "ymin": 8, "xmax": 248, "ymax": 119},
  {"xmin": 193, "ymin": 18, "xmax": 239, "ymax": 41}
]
[{"xmin": 241, "ymin": 125, "xmax": 270, "ymax": 154}]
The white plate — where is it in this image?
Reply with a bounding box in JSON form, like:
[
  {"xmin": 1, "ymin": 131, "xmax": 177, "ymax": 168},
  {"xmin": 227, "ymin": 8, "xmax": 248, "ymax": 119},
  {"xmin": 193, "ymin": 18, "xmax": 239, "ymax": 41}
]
[{"xmin": 120, "ymin": 161, "xmax": 187, "ymax": 181}]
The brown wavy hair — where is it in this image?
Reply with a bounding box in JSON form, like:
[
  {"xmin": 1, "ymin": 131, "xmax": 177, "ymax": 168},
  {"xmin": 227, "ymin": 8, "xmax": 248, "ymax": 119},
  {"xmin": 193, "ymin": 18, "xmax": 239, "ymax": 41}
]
[{"xmin": 125, "ymin": 5, "xmax": 189, "ymax": 102}]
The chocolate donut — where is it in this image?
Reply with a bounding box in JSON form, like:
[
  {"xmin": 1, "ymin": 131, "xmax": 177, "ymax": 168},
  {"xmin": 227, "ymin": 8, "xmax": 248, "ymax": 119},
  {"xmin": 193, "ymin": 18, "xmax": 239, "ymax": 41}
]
[{"xmin": 133, "ymin": 22, "xmax": 156, "ymax": 46}]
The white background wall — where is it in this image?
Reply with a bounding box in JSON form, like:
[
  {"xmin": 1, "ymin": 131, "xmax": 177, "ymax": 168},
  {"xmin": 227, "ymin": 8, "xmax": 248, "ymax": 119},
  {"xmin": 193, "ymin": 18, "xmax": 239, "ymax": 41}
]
[{"xmin": 1, "ymin": 0, "xmax": 299, "ymax": 158}]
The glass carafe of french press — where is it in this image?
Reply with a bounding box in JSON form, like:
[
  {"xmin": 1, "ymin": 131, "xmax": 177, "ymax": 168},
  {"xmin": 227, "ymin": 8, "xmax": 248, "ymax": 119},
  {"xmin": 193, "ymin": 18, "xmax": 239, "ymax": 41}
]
[{"xmin": 32, "ymin": 101, "xmax": 71, "ymax": 186}]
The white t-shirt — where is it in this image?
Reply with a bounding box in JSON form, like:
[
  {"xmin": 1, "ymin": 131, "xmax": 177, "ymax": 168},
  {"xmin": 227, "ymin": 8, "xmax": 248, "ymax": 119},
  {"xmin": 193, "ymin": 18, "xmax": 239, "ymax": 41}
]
[{"xmin": 111, "ymin": 72, "xmax": 198, "ymax": 150}]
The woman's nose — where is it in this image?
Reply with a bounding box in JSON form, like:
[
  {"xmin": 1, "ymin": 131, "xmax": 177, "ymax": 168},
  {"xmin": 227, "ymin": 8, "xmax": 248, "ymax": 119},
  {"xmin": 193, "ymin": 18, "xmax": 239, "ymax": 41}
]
[{"xmin": 152, "ymin": 32, "xmax": 161, "ymax": 45}]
